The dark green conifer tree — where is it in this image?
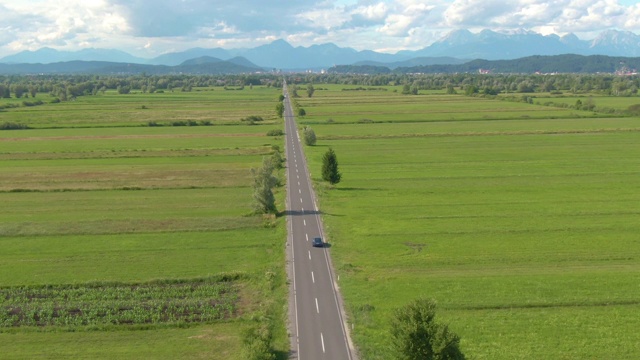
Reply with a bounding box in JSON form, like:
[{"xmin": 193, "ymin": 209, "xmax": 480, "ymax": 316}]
[{"xmin": 321, "ymin": 148, "xmax": 341, "ymax": 185}]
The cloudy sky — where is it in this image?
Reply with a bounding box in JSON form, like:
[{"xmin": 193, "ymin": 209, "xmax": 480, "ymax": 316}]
[{"xmin": 1, "ymin": 0, "xmax": 640, "ymax": 58}]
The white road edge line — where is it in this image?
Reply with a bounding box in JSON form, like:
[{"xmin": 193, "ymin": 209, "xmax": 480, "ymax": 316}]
[{"xmin": 321, "ymin": 333, "xmax": 326, "ymax": 353}]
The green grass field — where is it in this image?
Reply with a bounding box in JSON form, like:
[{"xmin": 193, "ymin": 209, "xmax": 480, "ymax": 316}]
[
  {"xmin": 297, "ymin": 86, "xmax": 606, "ymax": 125},
  {"xmin": 532, "ymin": 94, "xmax": 640, "ymax": 110},
  {"xmin": 2, "ymin": 87, "xmax": 280, "ymax": 128},
  {"xmin": 0, "ymin": 86, "xmax": 289, "ymax": 359},
  {"xmin": 4, "ymin": 81, "xmax": 640, "ymax": 359},
  {"xmin": 296, "ymin": 87, "xmax": 640, "ymax": 359}
]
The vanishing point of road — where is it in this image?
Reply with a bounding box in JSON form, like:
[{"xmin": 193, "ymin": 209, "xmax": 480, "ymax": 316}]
[{"xmin": 283, "ymin": 83, "xmax": 357, "ymax": 360}]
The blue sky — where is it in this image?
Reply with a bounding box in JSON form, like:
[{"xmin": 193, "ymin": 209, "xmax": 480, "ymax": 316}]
[{"xmin": 1, "ymin": 0, "xmax": 640, "ymax": 58}]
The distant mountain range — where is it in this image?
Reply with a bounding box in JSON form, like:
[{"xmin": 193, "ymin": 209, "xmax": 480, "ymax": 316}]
[
  {"xmin": 0, "ymin": 57, "xmax": 263, "ymax": 75},
  {"xmin": 1, "ymin": 29, "xmax": 640, "ymax": 73},
  {"xmin": 403, "ymin": 29, "xmax": 640, "ymax": 60}
]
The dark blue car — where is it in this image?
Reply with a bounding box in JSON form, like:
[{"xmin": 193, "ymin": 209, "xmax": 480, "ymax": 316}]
[{"xmin": 312, "ymin": 237, "xmax": 323, "ymax": 247}]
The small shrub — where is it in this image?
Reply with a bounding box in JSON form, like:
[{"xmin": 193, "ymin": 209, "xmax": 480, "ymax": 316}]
[
  {"xmin": 391, "ymin": 298, "xmax": 465, "ymax": 360},
  {"xmin": 242, "ymin": 115, "xmax": 264, "ymax": 123},
  {"xmin": 22, "ymin": 100, "xmax": 44, "ymax": 107},
  {"xmin": 627, "ymin": 104, "xmax": 640, "ymax": 115},
  {"xmin": 266, "ymin": 129, "xmax": 284, "ymax": 136},
  {"xmin": 0, "ymin": 122, "xmax": 30, "ymax": 130},
  {"xmin": 241, "ymin": 324, "xmax": 276, "ymax": 360}
]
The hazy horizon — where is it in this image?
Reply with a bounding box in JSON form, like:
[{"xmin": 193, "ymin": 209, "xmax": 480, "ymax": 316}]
[{"xmin": 2, "ymin": 0, "xmax": 640, "ymax": 58}]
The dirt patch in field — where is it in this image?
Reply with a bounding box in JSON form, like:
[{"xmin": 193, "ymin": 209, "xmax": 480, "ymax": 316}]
[{"xmin": 0, "ymin": 168, "xmax": 253, "ymax": 191}]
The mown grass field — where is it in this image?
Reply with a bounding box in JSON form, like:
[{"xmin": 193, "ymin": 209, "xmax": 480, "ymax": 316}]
[
  {"xmin": 296, "ymin": 86, "xmax": 640, "ymax": 359},
  {"xmin": 298, "ymin": 86, "xmax": 606, "ymax": 125},
  {"xmin": 2, "ymin": 87, "xmax": 281, "ymax": 128},
  {"xmin": 532, "ymin": 94, "xmax": 640, "ymax": 110},
  {"xmin": 0, "ymin": 86, "xmax": 289, "ymax": 359}
]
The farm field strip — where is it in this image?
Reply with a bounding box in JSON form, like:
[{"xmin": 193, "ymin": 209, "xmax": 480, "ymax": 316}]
[
  {"xmin": 299, "ymin": 92, "xmax": 605, "ymax": 124},
  {"xmin": 295, "ymin": 86, "xmax": 640, "ymax": 359},
  {"xmin": 0, "ymin": 228, "xmax": 284, "ymax": 286},
  {"xmin": 0, "ymin": 276, "xmax": 238, "ymax": 329},
  {"xmin": 3, "ymin": 88, "xmax": 282, "ymax": 128},
  {"xmin": 307, "ymin": 118, "xmax": 640, "ymax": 139}
]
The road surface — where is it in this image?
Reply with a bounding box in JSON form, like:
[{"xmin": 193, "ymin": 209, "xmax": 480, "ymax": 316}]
[{"xmin": 283, "ymin": 84, "xmax": 356, "ymax": 360}]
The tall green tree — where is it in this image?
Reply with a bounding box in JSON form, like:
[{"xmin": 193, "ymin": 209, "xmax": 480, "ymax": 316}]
[
  {"xmin": 290, "ymin": 85, "xmax": 299, "ymax": 98},
  {"xmin": 391, "ymin": 298, "xmax": 465, "ymax": 360},
  {"xmin": 251, "ymin": 157, "xmax": 278, "ymax": 213},
  {"xmin": 321, "ymin": 148, "xmax": 341, "ymax": 185},
  {"xmin": 276, "ymin": 102, "xmax": 284, "ymax": 118},
  {"xmin": 306, "ymin": 84, "xmax": 315, "ymax": 98}
]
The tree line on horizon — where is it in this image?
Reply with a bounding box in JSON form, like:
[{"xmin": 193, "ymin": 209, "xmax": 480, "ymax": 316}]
[
  {"xmin": 0, "ymin": 74, "xmax": 282, "ymax": 103},
  {"xmin": 1, "ymin": 71, "xmax": 640, "ymax": 109},
  {"xmin": 329, "ymin": 54, "xmax": 640, "ymax": 75},
  {"xmin": 290, "ymin": 72, "xmax": 640, "ymax": 97}
]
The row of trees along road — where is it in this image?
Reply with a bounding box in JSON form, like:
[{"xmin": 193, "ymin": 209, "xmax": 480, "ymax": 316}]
[{"xmin": 252, "ymin": 125, "xmax": 340, "ymax": 214}]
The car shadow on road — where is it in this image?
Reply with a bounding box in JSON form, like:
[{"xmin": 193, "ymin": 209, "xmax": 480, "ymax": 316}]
[{"xmin": 280, "ymin": 209, "xmax": 322, "ymax": 216}]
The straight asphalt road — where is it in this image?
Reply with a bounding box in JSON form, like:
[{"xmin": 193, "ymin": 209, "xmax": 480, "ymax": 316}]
[{"xmin": 283, "ymin": 83, "xmax": 356, "ymax": 360}]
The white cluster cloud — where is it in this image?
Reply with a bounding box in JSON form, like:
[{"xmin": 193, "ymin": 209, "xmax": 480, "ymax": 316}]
[
  {"xmin": 378, "ymin": 0, "xmax": 436, "ymax": 37},
  {"xmin": 443, "ymin": 0, "xmax": 631, "ymax": 35},
  {"xmin": 1, "ymin": 0, "xmax": 640, "ymax": 58}
]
